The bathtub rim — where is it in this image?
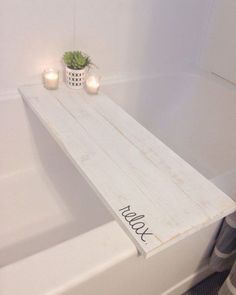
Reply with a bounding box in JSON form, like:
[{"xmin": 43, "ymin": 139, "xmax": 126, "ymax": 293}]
[
  {"xmin": 0, "ymin": 219, "xmax": 220, "ymax": 295},
  {"xmin": 0, "ymin": 220, "xmax": 137, "ymax": 294}
]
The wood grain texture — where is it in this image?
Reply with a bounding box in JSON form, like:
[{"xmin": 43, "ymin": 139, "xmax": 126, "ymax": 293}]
[{"xmin": 19, "ymin": 84, "xmax": 236, "ymax": 258}]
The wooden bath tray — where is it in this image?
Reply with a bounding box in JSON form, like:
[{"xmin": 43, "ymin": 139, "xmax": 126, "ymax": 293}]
[{"xmin": 19, "ymin": 84, "xmax": 236, "ymax": 258}]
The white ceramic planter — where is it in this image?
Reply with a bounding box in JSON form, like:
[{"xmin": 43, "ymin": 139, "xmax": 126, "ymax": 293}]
[{"xmin": 65, "ymin": 67, "xmax": 87, "ymax": 89}]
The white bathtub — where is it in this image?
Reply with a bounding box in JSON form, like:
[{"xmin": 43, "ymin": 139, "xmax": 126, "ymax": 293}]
[{"xmin": 0, "ymin": 71, "xmax": 235, "ymax": 295}]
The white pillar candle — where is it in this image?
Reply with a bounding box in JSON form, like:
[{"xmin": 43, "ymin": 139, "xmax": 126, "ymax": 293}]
[
  {"xmin": 85, "ymin": 75, "xmax": 100, "ymax": 94},
  {"xmin": 43, "ymin": 69, "xmax": 59, "ymax": 90}
]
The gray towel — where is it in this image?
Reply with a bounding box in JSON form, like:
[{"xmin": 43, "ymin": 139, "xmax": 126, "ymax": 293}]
[{"xmin": 210, "ymin": 212, "xmax": 236, "ymax": 294}]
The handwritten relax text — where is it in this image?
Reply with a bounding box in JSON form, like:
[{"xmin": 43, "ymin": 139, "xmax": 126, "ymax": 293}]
[{"xmin": 119, "ymin": 205, "xmax": 153, "ymax": 243}]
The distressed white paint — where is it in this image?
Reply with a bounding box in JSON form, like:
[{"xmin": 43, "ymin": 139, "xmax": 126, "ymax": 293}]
[
  {"xmin": 19, "ymin": 84, "xmax": 236, "ymax": 257},
  {"xmin": 0, "ymin": 92, "xmax": 221, "ymax": 295},
  {"xmin": 102, "ymin": 72, "xmax": 236, "ymax": 181}
]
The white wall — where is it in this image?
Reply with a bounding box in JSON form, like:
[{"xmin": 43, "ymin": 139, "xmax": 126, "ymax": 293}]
[
  {"xmin": 0, "ymin": 0, "xmax": 213, "ymax": 90},
  {"xmin": 0, "ymin": 0, "xmax": 74, "ymax": 90},
  {"xmin": 201, "ymin": 0, "xmax": 236, "ymax": 84}
]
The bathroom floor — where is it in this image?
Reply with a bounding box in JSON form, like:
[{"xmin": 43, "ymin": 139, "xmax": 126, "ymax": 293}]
[{"xmin": 183, "ymin": 271, "xmax": 229, "ymax": 295}]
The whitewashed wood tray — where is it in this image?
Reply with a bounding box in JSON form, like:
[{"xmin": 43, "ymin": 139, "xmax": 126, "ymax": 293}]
[{"xmin": 19, "ymin": 84, "xmax": 236, "ymax": 258}]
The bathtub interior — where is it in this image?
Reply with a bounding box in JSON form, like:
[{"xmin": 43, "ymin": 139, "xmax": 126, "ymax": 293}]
[
  {"xmin": 0, "ymin": 98, "xmax": 112, "ymax": 267},
  {"xmin": 102, "ymin": 73, "xmax": 236, "ymax": 200}
]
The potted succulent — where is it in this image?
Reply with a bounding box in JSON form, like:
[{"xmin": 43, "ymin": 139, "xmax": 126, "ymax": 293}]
[{"xmin": 63, "ymin": 51, "xmax": 92, "ymax": 89}]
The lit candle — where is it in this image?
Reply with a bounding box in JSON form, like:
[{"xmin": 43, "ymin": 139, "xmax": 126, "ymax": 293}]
[
  {"xmin": 85, "ymin": 75, "xmax": 100, "ymax": 94},
  {"xmin": 43, "ymin": 69, "xmax": 59, "ymax": 90}
]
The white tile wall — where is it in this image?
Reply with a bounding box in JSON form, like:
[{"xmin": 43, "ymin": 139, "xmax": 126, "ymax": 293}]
[
  {"xmin": 0, "ymin": 0, "xmax": 74, "ymax": 89},
  {"xmin": 0, "ymin": 0, "xmax": 213, "ymax": 90},
  {"xmin": 201, "ymin": 0, "xmax": 236, "ymax": 84},
  {"xmin": 74, "ymin": 0, "xmax": 214, "ymax": 79}
]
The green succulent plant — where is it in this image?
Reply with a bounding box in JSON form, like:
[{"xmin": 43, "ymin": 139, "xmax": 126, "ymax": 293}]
[{"xmin": 63, "ymin": 51, "xmax": 92, "ymax": 70}]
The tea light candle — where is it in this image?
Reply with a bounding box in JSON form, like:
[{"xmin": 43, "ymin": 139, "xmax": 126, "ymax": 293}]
[
  {"xmin": 43, "ymin": 69, "xmax": 59, "ymax": 90},
  {"xmin": 85, "ymin": 75, "xmax": 100, "ymax": 94}
]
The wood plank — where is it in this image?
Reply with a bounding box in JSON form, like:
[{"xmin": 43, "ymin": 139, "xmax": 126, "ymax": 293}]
[
  {"xmin": 19, "ymin": 84, "xmax": 236, "ymax": 258},
  {"xmin": 80, "ymin": 91, "xmax": 233, "ymax": 216}
]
